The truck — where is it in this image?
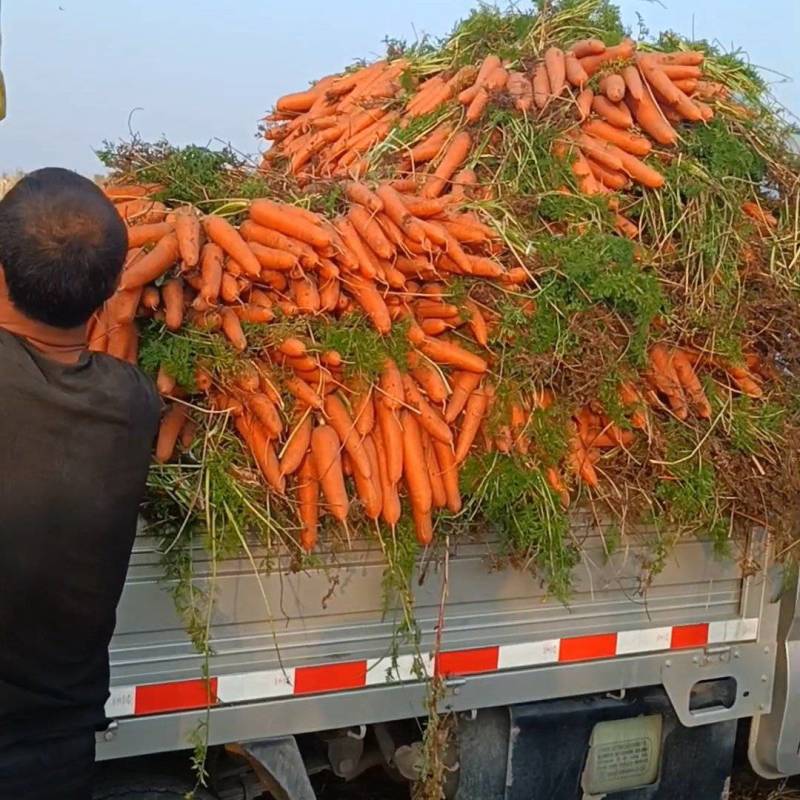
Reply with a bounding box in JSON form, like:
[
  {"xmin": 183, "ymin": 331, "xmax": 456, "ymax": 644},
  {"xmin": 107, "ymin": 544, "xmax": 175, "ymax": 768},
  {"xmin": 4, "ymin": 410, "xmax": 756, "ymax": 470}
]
[{"xmin": 91, "ymin": 513, "xmax": 800, "ymax": 800}]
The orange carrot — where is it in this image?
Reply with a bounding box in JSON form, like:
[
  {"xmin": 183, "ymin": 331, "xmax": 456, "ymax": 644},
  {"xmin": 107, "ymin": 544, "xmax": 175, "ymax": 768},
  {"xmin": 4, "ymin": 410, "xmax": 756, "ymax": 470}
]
[
  {"xmin": 248, "ymin": 241, "xmax": 298, "ymax": 271},
  {"xmin": 401, "ymin": 409, "xmax": 432, "ymax": 512},
  {"xmin": 175, "ymin": 207, "xmax": 201, "ymax": 268},
  {"xmin": 422, "ymin": 131, "xmax": 472, "ymax": 199},
  {"xmin": 127, "ymin": 222, "xmax": 173, "ymax": 249},
  {"xmin": 220, "ymin": 272, "xmax": 241, "ymax": 304},
  {"xmin": 576, "ymin": 88, "xmax": 594, "ymax": 120},
  {"xmin": 353, "ymin": 386, "xmax": 375, "ymax": 436},
  {"xmin": 583, "ymin": 119, "xmax": 651, "ymax": 156},
  {"xmin": 621, "ymin": 65, "xmax": 644, "ymax": 101},
  {"xmin": 156, "ymin": 365, "xmax": 176, "ymax": 396},
  {"xmin": 546, "ymin": 466, "xmax": 570, "ymax": 507},
  {"xmin": 591, "ymin": 95, "xmax": 634, "ymax": 128},
  {"xmin": 373, "ymin": 430, "xmax": 401, "ymax": 527},
  {"xmin": 742, "ymin": 201, "xmax": 778, "ymax": 229},
  {"xmin": 141, "ymin": 286, "xmax": 161, "ymax": 312},
  {"xmin": 348, "ymin": 205, "xmax": 395, "ymax": 259},
  {"xmin": 454, "ymin": 387, "xmax": 490, "ymax": 463},
  {"xmin": 219, "ymin": 307, "xmax": 246, "ymax": 351},
  {"xmin": 464, "ymin": 299, "xmax": 488, "ymax": 346},
  {"xmin": 431, "ymin": 438, "xmax": 461, "ymax": 513},
  {"xmin": 408, "ymin": 357, "xmax": 448, "ymax": 404},
  {"xmin": 311, "ymin": 424, "xmax": 349, "ymax": 521},
  {"xmin": 571, "ymin": 38, "xmax": 606, "ymax": 58},
  {"xmin": 161, "ymin": 277, "xmax": 184, "ymax": 332},
  {"xmin": 445, "ymin": 370, "xmax": 482, "ymax": 422},
  {"xmin": 532, "ymin": 63, "xmax": 551, "ymax": 109},
  {"xmin": 203, "ymin": 215, "xmax": 262, "ymax": 278},
  {"xmin": 379, "ymin": 358, "xmax": 405, "ymax": 409},
  {"xmin": 240, "ymin": 220, "xmax": 318, "ymax": 267},
  {"xmin": 345, "ymin": 181, "xmax": 383, "ymax": 213},
  {"xmin": 376, "ymin": 398, "xmax": 403, "ymax": 484},
  {"xmin": 648, "ymin": 344, "xmax": 688, "ymax": 419},
  {"xmin": 408, "ymin": 326, "xmax": 488, "ymax": 373},
  {"xmin": 599, "ymin": 73, "xmax": 626, "ymax": 103},
  {"xmin": 579, "ymin": 39, "xmax": 636, "ymax": 76},
  {"xmin": 107, "ymin": 286, "xmax": 143, "ymax": 325},
  {"xmin": 466, "ymin": 88, "xmax": 491, "ymax": 123},
  {"xmin": 346, "ymin": 274, "xmax": 392, "ymax": 334},
  {"xmin": 297, "ymin": 455, "xmax": 319, "ymax": 551},
  {"xmin": 353, "ymin": 435, "xmax": 383, "ymax": 520},
  {"xmin": 672, "ymin": 351, "xmax": 711, "ymax": 419},
  {"xmin": 422, "ymin": 431, "xmax": 447, "ymax": 510},
  {"xmin": 402, "ymin": 375, "xmax": 453, "ymax": 445},
  {"xmin": 544, "ymin": 47, "xmax": 567, "ymax": 96},
  {"xmin": 587, "ymin": 158, "xmax": 630, "ymax": 191},
  {"xmin": 286, "ymin": 376, "xmax": 324, "ymax": 409},
  {"xmin": 197, "ymin": 243, "xmax": 224, "ymax": 306},
  {"xmin": 155, "ymin": 404, "xmax": 188, "ymax": 464},
  {"xmin": 324, "ymin": 393, "xmax": 372, "ymax": 478},
  {"xmin": 249, "ymin": 199, "xmax": 333, "ymax": 250},
  {"xmin": 565, "ymin": 52, "xmax": 589, "ymax": 87},
  {"xmin": 403, "ymin": 124, "xmax": 452, "ymax": 165},
  {"xmin": 119, "ymin": 233, "xmax": 179, "ymax": 289}
]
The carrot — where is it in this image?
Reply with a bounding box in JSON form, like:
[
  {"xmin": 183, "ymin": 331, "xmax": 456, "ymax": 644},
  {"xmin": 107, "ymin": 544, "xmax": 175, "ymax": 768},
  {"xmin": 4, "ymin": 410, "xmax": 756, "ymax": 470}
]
[
  {"xmin": 220, "ymin": 307, "xmax": 247, "ymax": 351},
  {"xmin": 422, "ymin": 131, "xmax": 472, "ymax": 199},
  {"xmin": 248, "ymin": 241, "xmax": 298, "ymax": 271},
  {"xmin": 119, "ymin": 233, "xmax": 179, "ymax": 289},
  {"xmin": 203, "ymin": 215, "xmax": 262, "ymax": 278},
  {"xmin": 246, "ymin": 393, "xmax": 282, "ymax": 439},
  {"xmin": 587, "ymin": 158, "xmax": 630, "ymax": 191},
  {"xmin": 544, "ymin": 47, "xmax": 567, "ymax": 96},
  {"xmin": 241, "ymin": 416, "xmax": 286, "ymax": 493},
  {"xmin": 345, "ymin": 181, "xmax": 383, "ymax": 213},
  {"xmin": 403, "ymin": 124, "xmax": 452, "ymax": 165},
  {"xmin": 127, "ymin": 222, "xmax": 173, "ymax": 249},
  {"xmin": 376, "ymin": 398, "xmax": 403, "ymax": 484},
  {"xmin": 621, "ymin": 65, "xmax": 644, "ymax": 101},
  {"xmin": 741, "ymin": 201, "xmax": 778, "ymax": 229},
  {"xmin": 576, "ymin": 132, "xmax": 624, "ymax": 171},
  {"xmin": 379, "ymin": 358, "xmax": 405, "ymax": 409},
  {"xmin": 373, "ymin": 431, "xmax": 401, "ymax": 527},
  {"xmin": 565, "ymin": 53, "xmax": 589, "ymax": 88},
  {"xmin": 625, "ymin": 88, "xmax": 678, "ymax": 146},
  {"xmin": 546, "ymin": 466, "xmax": 570, "ymax": 507},
  {"xmin": 430, "ymin": 438, "xmax": 460, "ymax": 514},
  {"xmin": 249, "ymin": 199, "xmax": 333, "ymax": 250},
  {"xmin": 156, "ymin": 365, "xmax": 176, "ymax": 396},
  {"xmin": 155, "ymin": 404, "xmax": 187, "ymax": 464},
  {"xmin": 422, "ymin": 431, "xmax": 447, "ymax": 510},
  {"xmin": 276, "ymin": 89, "xmax": 319, "ymax": 113},
  {"xmin": 578, "ymin": 39, "xmax": 636, "ymax": 76},
  {"xmin": 239, "ymin": 220, "xmax": 318, "ymax": 267},
  {"xmin": 591, "ymin": 95, "xmax": 634, "ymax": 129},
  {"xmin": 660, "ymin": 64, "xmax": 703, "ymax": 81},
  {"xmin": 353, "ymin": 435, "xmax": 383, "ymax": 520},
  {"xmin": 401, "ymin": 409, "xmax": 432, "ymax": 512},
  {"xmin": 614, "ymin": 147, "xmax": 665, "ymax": 189},
  {"xmin": 568, "ymin": 431, "xmax": 599, "ymax": 488},
  {"xmin": 286, "ymin": 377, "xmax": 324, "ymax": 409},
  {"xmin": 375, "ymin": 184, "xmax": 427, "ymax": 243},
  {"xmin": 532, "ymin": 63, "xmax": 551, "ymax": 109},
  {"xmin": 402, "ymin": 375, "xmax": 453, "ymax": 445},
  {"xmin": 576, "ymin": 88, "xmax": 594, "ymax": 120},
  {"xmin": 466, "ymin": 88, "xmax": 491, "ymax": 123},
  {"xmin": 348, "ymin": 205, "xmax": 395, "ymax": 260},
  {"xmin": 454, "ymin": 387, "xmax": 490, "ymax": 463},
  {"xmin": 324, "ymin": 393, "xmax": 372, "ymax": 478},
  {"xmin": 672, "ymin": 351, "xmax": 711, "ymax": 419},
  {"xmin": 464, "ymin": 299, "xmax": 488, "ymax": 347},
  {"xmin": 107, "ymin": 286, "xmax": 143, "ymax": 325},
  {"xmin": 599, "ymin": 73, "xmax": 626, "ymax": 103},
  {"xmin": 408, "ymin": 326, "xmax": 488, "ymax": 373},
  {"xmin": 346, "ymin": 274, "xmax": 392, "ymax": 334},
  {"xmin": 311, "ymin": 424, "xmax": 349, "ymax": 522},
  {"xmin": 196, "ymin": 243, "xmax": 224, "ymax": 306},
  {"xmin": 220, "ymin": 273, "xmax": 241, "ymax": 304},
  {"xmin": 583, "ymin": 119, "xmax": 651, "ymax": 156},
  {"xmin": 507, "ymin": 72, "xmax": 534, "ymax": 112},
  {"xmin": 445, "ymin": 370, "xmax": 482, "ymax": 422},
  {"xmin": 652, "ymin": 51, "xmax": 704, "ymax": 66},
  {"xmin": 637, "ymin": 57, "xmax": 682, "ymax": 105},
  {"xmin": 571, "ymin": 38, "xmax": 606, "ymax": 58},
  {"xmin": 174, "ymin": 208, "xmax": 201, "ymax": 268},
  {"xmin": 297, "ymin": 455, "xmax": 319, "ymax": 551},
  {"xmin": 648, "ymin": 344, "xmax": 688, "ymax": 419},
  {"xmin": 161, "ymin": 277, "xmax": 184, "ymax": 332},
  {"xmin": 353, "ymin": 387, "xmax": 375, "ymax": 436},
  {"xmin": 672, "ymin": 78, "xmax": 699, "ymax": 94}
]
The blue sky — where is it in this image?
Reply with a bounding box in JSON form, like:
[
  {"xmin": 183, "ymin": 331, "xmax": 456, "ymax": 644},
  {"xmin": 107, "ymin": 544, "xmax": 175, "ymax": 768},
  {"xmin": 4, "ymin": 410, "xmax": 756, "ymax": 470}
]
[{"xmin": 1, "ymin": 1, "xmax": 797, "ymax": 174}]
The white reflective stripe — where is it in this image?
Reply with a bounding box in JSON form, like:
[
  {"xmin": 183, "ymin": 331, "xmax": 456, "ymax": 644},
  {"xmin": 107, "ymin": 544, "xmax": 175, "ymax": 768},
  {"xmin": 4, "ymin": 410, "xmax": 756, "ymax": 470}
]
[
  {"xmin": 366, "ymin": 653, "xmax": 433, "ymax": 685},
  {"xmin": 616, "ymin": 626, "xmax": 672, "ymax": 655},
  {"xmin": 216, "ymin": 668, "xmax": 295, "ymax": 703},
  {"xmin": 105, "ymin": 685, "xmax": 136, "ymax": 718},
  {"xmin": 708, "ymin": 617, "xmax": 759, "ymax": 645},
  {"xmin": 497, "ymin": 639, "xmax": 559, "ymax": 669}
]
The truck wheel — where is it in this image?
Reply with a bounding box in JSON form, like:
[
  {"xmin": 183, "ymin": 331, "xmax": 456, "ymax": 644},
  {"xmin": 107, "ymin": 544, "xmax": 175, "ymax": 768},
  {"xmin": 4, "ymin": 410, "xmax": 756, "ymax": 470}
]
[{"xmin": 92, "ymin": 776, "xmax": 215, "ymax": 799}]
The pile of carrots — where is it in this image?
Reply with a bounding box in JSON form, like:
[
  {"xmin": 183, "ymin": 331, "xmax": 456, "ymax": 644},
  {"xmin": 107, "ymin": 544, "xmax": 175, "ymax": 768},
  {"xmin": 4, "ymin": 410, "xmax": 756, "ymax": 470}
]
[{"xmin": 92, "ymin": 34, "xmax": 769, "ymax": 550}]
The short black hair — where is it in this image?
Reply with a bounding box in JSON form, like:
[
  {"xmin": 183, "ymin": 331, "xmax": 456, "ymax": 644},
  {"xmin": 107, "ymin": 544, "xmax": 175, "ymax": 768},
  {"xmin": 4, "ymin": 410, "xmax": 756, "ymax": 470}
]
[{"xmin": 0, "ymin": 167, "xmax": 128, "ymax": 328}]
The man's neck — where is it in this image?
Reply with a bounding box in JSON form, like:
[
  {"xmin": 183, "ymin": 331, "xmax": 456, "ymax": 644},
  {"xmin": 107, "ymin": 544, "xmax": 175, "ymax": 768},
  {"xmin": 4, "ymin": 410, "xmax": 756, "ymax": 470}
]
[{"xmin": 0, "ymin": 296, "xmax": 86, "ymax": 364}]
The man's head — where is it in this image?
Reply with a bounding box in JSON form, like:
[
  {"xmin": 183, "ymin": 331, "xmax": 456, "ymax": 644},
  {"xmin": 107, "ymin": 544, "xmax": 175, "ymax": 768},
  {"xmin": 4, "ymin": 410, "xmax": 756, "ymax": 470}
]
[{"xmin": 0, "ymin": 167, "xmax": 127, "ymax": 329}]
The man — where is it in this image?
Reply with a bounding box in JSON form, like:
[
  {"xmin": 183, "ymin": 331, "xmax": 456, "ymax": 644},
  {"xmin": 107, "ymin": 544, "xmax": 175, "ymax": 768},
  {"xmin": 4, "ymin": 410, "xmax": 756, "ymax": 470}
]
[{"xmin": 0, "ymin": 168, "xmax": 161, "ymax": 799}]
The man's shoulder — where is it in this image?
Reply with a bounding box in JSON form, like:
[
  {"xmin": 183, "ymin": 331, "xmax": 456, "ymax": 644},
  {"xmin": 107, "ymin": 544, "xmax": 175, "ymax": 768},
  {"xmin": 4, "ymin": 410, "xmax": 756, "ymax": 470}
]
[{"xmin": 91, "ymin": 354, "xmax": 162, "ymax": 423}]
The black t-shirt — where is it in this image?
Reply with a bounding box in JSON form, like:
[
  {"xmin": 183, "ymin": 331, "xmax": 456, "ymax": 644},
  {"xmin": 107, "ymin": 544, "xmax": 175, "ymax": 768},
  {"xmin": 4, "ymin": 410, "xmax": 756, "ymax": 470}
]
[{"xmin": 0, "ymin": 328, "xmax": 160, "ymax": 744}]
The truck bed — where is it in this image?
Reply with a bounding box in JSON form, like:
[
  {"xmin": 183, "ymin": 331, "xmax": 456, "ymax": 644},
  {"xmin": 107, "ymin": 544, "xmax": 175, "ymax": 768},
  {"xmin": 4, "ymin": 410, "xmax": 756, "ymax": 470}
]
[{"xmin": 99, "ymin": 514, "xmax": 777, "ymax": 760}]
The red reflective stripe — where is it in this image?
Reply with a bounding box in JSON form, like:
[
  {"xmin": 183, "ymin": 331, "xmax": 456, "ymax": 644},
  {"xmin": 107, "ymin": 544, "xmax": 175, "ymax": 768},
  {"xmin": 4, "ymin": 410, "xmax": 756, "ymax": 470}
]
[
  {"xmin": 436, "ymin": 647, "xmax": 499, "ymax": 677},
  {"xmin": 670, "ymin": 623, "xmax": 709, "ymax": 650},
  {"xmin": 134, "ymin": 678, "xmax": 218, "ymax": 715},
  {"xmin": 293, "ymin": 661, "xmax": 367, "ymax": 695},
  {"xmin": 559, "ymin": 633, "xmax": 617, "ymax": 663}
]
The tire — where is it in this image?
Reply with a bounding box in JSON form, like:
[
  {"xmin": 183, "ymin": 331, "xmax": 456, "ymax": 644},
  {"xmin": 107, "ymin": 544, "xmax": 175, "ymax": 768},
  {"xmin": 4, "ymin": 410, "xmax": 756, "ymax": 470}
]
[{"xmin": 92, "ymin": 775, "xmax": 216, "ymax": 800}]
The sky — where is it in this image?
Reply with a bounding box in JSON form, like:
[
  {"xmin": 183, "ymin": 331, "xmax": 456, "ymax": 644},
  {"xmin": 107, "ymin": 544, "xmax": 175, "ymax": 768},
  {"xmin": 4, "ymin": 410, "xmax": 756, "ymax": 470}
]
[{"xmin": 0, "ymin": 0, "xmax": 798, "ymax": 175}]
